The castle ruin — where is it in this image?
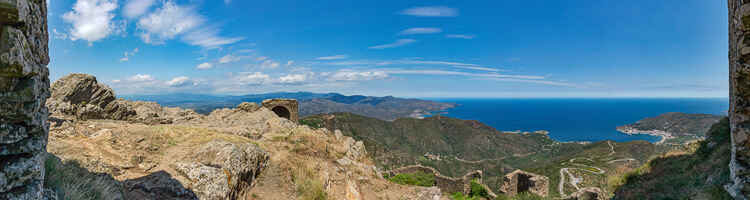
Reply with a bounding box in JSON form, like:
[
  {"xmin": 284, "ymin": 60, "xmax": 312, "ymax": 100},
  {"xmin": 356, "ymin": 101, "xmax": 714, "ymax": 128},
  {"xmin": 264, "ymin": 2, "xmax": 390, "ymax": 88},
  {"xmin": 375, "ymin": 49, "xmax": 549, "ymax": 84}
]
[
  {"xmin": 262, "ymin": 99, "xmax": 299, "ymax": 123},
  {"xmin": 498, "ymin": 169, "xmax": 549, "ymax": 197}
]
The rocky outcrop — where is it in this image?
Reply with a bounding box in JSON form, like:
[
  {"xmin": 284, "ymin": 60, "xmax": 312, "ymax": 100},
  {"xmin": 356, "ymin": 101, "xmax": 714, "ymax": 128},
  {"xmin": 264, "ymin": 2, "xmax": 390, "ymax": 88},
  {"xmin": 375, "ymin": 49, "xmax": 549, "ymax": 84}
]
[
  {"xmin": 174, "ymin": 140, "xmax": 269, "ymax": 200},
  {"xmin": 499, "ymin": 169, "xmax": 549, "ymax": 197},
  {"xmin": 566, "ymin": 187, "xmax": 605, "ymax": 200},
  {"xmin": 729, "ymin": 1, "xmax": 750, "ymax": 198},
  {"xmin": 0, "ymin": 0, "xmax": 51, "ymax": 199},
  {"xmin": 47, "ymin": 73, "xmax": 202, "ymax": 124}
]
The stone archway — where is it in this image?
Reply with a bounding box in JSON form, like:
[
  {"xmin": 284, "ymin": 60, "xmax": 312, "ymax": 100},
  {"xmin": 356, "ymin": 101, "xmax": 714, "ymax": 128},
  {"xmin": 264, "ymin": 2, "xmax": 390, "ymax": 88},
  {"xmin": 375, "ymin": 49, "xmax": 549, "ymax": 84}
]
[
  {"xmin": 271, "ymin": 106, "xmax": 291, "ymax": 120},
  {"xmin": 262, "ymin": 99, "xmax": 299, "ymax": 123}
]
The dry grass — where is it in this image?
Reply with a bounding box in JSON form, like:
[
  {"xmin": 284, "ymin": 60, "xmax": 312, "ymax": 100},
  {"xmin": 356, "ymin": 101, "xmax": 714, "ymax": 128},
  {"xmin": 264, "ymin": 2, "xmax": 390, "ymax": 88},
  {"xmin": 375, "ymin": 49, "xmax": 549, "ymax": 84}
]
[
  {"xmin": 289, "ymin": 161, "xmax": 328, "ymax": 200},
  {"xmin": 44, "ymin": 153, "xmax": 123, "ymax": 200}
]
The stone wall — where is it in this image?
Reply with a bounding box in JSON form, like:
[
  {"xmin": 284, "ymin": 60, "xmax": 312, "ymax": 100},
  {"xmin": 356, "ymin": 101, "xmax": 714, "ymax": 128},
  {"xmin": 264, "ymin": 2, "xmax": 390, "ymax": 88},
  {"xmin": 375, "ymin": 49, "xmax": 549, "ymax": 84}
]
[
  {"xmin": 498, "ymin": 170, "xmax": 549, "ymax": 197},
  {"xmin": 0, "ymin": 0, "xmax": 51, "ymax": 199},
  {"xmin": 383, "ymin": 165, "xmax": 497, "ymax": 198},
  {"xmin": 730, "ymin": 0, "xmax": 750, "ymax": 199},
  {"xmin": 261, "ymin": 99, "xmax": 299, "ymax": 123}
]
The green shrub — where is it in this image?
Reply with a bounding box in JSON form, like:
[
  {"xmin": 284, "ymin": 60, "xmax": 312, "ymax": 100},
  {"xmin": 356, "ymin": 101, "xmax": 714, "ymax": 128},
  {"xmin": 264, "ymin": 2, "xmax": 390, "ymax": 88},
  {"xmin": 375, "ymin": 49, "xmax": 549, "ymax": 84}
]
[
  {"xmin": 469, "ymin": 179, "xmax": 488, "ymax": 198},
  {"xmin": 450, "ymin": 192, "xmax": 478, "ymax": 200},
  {"xmin": 386, "ymin": 171, "xmax": 435, "ymax": 187},
  {"xmin": 300, "ymin": 118, "xmax": 325, "ymax": 129}
]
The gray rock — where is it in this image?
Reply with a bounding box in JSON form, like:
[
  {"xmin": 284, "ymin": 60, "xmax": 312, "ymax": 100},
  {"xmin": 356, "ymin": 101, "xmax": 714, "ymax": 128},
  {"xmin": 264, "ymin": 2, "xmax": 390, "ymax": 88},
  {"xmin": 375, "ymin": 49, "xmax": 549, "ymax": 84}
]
[
  {"xmin": 0, "ymin": 0, "xmax": 51, "ymax": 199},
  {"xmin": 174, "ymin": 140, "xmax": 270, "ymax": 200},
  {"xmin": 729, "ymin": 1, "xmax": 750, "ymax": 199},
  {"xmin": 237, "ymin": 102, "xmax": 260, "ymax": 112}
]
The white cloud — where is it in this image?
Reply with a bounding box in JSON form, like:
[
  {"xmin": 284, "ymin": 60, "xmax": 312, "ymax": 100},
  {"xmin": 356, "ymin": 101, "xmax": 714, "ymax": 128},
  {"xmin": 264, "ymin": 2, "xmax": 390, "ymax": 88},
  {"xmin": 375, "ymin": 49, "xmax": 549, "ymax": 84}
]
[
  {"xmin": 119, "ymin": 48, "xmax": 139, "ymax": 62},
  {"xmin": 399, "ymin": 27, "xmax": 442, "ymax": 35},
  {"xmin": 234, "ymin": 72, "xmax": 271, "ymax": 85},
  {"xmin": 401, "ymin": 6, "xmax": 457, "ymax": 17},
  {"xmin": 255, "ymin": 56, "xmax": 268, "ymax": 61},
  {"xmin": 446, "ymin": 34, "xmax": 475, "ymax": 39},
  {"xmin": 219, "ymin": 54, "xmax": 243, "ymax": 64},
  {"xmin": 483, "ymin": 78, "xmax": 577, "ymax": 87},
  {"xmin": 279, "ymin": 74, "xmax": 308, "ymax": 84},
  {"xmin": 196, "ymin": 62, "xmax": 213, "ymax": 70},
  {"xmin": 286, "ymin": 60, "xmax": 295, "ymax": 66},
  {"xmin": 260, "ymin": 60, "xmax": 280, "ymax": 69},
  {"xmin": 316, "ymin": 55, "xmax": 349, "ymax": 60},
  {"xmin": 224, "ymin": 0, "xmax": 231, "ymax": 4},
  {"xmin": 369, "ymin": 39, "xmax": 417, "ymax": 49},
  {"xmin": 166, "ymin": 76, "xmax": 196, "ymax": 87},
  {"xmin": 328, "ymin": 70, "xmax": 389, "ymax": 81},
  {"xmin": 62, "ymin": 0, "xmax": 118, "ymax": 43},
  {"xmin": 128, "ymin": 74, "xmax": 155, "ymax": 82},
  {"xmin": 137, "ymin": 1, "xmax": 203, "ymax": 44},
  {"xmin": 123, "ymin": 0, "xmax": 155, "ymax": 18}
]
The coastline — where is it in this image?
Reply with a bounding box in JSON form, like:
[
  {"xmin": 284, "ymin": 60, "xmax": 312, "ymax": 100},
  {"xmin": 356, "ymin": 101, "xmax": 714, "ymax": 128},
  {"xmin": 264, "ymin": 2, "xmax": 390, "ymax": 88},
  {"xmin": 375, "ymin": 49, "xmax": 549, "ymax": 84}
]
[{"xmin": 616, "ymin": 126, "xmax": 670, "ymax": 144}]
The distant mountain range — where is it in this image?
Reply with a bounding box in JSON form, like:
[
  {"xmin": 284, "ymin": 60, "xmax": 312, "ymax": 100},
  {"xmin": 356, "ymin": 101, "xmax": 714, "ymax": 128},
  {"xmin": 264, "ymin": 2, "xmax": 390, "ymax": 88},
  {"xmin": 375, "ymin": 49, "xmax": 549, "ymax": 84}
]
[
  {"xmin": 616, "ymin": 112, "xmax": 723, "ymax": 144},
  {"xmin": 122, "ymin": 92, "xmax": 456, "ymax": 121}
]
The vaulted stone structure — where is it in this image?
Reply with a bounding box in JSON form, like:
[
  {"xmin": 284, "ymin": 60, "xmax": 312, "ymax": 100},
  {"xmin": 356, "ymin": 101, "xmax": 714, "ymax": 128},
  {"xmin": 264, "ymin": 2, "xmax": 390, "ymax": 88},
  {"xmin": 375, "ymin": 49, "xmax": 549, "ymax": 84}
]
[
  {"xmin": 499, "ymin": 170, "xmax": 549, "ymax": 197},
  {"xmin": 730, "ymin": 0, "xmax": 750, "ymax": 198},
  {"xmin": 262, "ymin": 99, "xmax": 299, "ymax": 123},
  {"xmin": 0, "ymin": 0, "xmax": 51, "ymax": 199}
]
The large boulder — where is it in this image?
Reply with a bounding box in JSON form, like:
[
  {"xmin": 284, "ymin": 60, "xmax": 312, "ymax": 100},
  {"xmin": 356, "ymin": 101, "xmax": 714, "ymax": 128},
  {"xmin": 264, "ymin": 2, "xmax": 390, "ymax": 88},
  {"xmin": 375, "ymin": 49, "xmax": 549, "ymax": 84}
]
[
  {"xmin": 49, "ymin": 74, "xmax": 115, "ymax": 108},
  {"xmin": 174, "ymin": 140, "xmax": 270, "ymax": 200},
  {"xmin": 46, "ymin": 73, "xmax": 136, "ymax": 120}
]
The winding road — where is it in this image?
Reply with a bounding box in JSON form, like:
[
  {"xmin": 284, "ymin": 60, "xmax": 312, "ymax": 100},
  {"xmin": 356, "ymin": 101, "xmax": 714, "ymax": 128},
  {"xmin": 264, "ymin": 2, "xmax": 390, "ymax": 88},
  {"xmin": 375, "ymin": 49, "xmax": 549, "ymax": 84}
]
[{"xmin": 558, "ymin": 141, "xmax": 637, "ymax": 198}]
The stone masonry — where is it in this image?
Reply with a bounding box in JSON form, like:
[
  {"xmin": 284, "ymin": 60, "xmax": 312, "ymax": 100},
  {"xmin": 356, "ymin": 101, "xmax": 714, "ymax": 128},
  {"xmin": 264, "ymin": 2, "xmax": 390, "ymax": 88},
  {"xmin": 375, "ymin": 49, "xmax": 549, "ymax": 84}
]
[
  {"xmin": 730, "ymin": 0, "xmax": 750, "ymax": 199},
  {"xmin": 499, "ymin": 169, "xmax": 549, "ymax": 197},
  {"xmin": 261, "ymin": 98, "xmax": 299, "ymax": 123},
  {"xmin": 383, "ymin": 165, "xmax": 498, "ymax": 198},
  {"xmin": 0, "ymin": 0, "xmax": 51, "ymax": 199}
]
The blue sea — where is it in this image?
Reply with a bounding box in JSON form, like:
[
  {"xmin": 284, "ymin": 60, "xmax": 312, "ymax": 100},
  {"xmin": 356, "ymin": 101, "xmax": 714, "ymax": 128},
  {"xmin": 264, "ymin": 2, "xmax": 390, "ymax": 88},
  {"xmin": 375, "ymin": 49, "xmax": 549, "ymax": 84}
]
[{"xmin": 426, "ymin": 98, "xmax": 729, "ymax": 143}]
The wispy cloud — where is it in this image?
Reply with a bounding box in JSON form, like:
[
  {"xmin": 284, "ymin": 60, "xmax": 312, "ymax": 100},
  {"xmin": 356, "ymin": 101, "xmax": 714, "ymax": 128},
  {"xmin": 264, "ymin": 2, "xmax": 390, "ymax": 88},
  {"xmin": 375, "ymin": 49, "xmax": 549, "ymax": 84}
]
[
  {"xmin": 452, "ymin": 66, "xmax": 501, "ymax": 72},
  {"xmin": 383, "ymin": 69, "xmax": 544, "ymax": 80},
  {"xmin": 446, "ymin": 34, "xmax": 475, "ymax": 39},
  {"xmin": 52, "ymin": 29, "xmax": 68, "ymax": 40},
  {"xmin": 128, "ymin": 74, "xmax": 155, "ymax": 82},
  {"xmin": 328, "ymin": 70, "xmax": 389, "ymax": 81},
  {"xmin": 399, "ymin": 27, "xmax": 442, "ymax": 35},
  {"xmin": 62, "ymin": 0, "xmax": 119, "ymax": 43},
  {"xmin": 123, "ymin": 0, "xmax": 156, "ymax": 18},
  {"xmin": 369, "ymin": 39, "xmax": 417, "ymax": 49},
  {"xmin": 218, "ymin": 54, "xmax": 247, "ymax": 64},
  {"xmin": 260, "ymin": 60, "xmax": 280, "ymax": 69},
  {"xmin": 137, "ymin": 1, "xmax": 242, "ymax": 48},
  {"xmin": 137, "ymin": 1, "xmax": 203, "ymax": 44},
  {"xmin": 316, "ymin": 55, "xmax": 349, "ymax": 60},
  {"xmin": 400, "ymin": 6, "xmax": 458, "ymax": 17},
  {"xmin": 119, "ymin": 48, "xmax": 139, "ymax": 62}
]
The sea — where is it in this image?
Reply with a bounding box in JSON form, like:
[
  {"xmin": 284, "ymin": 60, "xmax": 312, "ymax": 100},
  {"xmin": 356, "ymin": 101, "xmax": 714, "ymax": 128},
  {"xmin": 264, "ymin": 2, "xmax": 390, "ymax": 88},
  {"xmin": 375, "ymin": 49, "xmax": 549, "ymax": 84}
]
[{"xmin": 426, "ymin": 98, "xmax": 729, "ymax": 143}]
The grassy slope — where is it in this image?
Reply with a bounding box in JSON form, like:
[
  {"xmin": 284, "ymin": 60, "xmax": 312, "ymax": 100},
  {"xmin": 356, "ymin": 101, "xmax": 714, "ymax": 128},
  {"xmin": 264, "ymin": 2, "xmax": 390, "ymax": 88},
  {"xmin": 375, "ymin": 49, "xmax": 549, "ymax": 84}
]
[
  {"xmin": 303, "ymin": 113, "xmax": 670, "ymax": 197},
  {"xmin": 613, "ymin": 117, "xmax": 733, "ymax": 199}
]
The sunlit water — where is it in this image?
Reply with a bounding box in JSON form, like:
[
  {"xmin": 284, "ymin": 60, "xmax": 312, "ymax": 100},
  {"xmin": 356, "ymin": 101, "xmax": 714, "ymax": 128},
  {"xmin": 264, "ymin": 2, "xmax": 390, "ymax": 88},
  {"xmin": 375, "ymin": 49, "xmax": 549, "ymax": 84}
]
[{"xmin": 426, "ymin": 98, "xmax": 729, "ymax": 143}]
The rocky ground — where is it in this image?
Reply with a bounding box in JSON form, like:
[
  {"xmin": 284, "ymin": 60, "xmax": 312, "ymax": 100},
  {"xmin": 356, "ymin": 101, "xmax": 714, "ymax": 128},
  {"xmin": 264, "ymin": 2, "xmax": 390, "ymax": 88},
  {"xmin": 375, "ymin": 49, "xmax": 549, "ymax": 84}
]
[{"xmin": 44, "ymin": 74, "xmax": 444, "ymax": 200}]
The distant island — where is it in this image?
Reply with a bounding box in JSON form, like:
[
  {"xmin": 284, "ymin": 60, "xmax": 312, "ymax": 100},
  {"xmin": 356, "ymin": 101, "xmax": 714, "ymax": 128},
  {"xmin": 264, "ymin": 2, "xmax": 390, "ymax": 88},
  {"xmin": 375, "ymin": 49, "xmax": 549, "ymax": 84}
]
[
  {"xmin": 123, "ymin": 92, "xmax": 456, "ymax": 121},
  {"xmin": 616, "ymin": 112, "xmax": 724, "ymax": 144}
]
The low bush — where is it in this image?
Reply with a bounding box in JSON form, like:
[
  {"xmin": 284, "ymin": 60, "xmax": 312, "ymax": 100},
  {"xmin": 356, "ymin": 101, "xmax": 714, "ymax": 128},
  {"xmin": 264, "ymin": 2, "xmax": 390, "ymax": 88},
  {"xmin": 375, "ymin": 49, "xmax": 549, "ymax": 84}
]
[{"xmin": 385, "ymin": 171, "xmax": 435, "ymax": 187}]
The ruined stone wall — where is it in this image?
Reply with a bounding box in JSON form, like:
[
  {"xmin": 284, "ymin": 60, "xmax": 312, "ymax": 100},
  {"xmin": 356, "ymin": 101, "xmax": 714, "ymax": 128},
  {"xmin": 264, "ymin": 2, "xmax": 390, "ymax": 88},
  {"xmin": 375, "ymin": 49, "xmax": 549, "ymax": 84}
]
[
  {"xmin": 0, "ymin": 0, "xmax": 51, "ymax": 199},
  {"xmin": 261, "ymin": 99, "xmax": 299, "ymax": 123},
  {"xmin": 498, "ymin": 170, "xmax": 549, "ymax": 197},
  {"xmin": 730, "ymin": 0, "xmax": 750, "ymax": 198},
  {"xmin": 383, "ymin": 165, "xmax": 496, "ymax": 198}
]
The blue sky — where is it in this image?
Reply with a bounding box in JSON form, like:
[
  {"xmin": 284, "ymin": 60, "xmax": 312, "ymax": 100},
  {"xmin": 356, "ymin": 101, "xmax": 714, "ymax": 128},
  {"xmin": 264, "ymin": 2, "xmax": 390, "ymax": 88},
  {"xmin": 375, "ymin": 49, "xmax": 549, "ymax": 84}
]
[{"xmin": 47, "ymin": 0, "xmax": 728, "ymax": 98}]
